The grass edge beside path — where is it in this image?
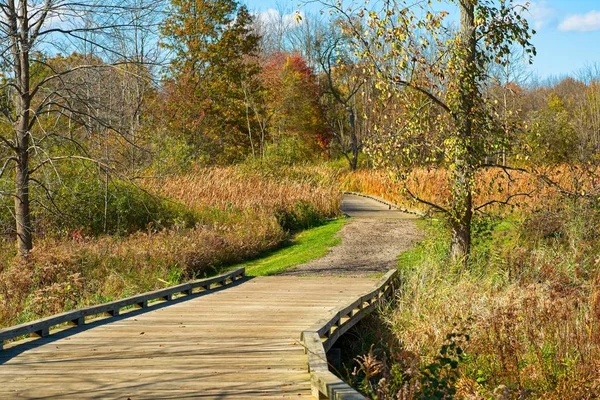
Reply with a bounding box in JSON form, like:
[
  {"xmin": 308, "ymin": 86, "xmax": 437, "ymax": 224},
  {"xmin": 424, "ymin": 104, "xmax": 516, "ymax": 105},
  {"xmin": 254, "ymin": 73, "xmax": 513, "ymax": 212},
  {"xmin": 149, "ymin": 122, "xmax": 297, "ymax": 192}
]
[{"xmin": 237, "ymin": 218, "xmax": 346, "ymax": 276}]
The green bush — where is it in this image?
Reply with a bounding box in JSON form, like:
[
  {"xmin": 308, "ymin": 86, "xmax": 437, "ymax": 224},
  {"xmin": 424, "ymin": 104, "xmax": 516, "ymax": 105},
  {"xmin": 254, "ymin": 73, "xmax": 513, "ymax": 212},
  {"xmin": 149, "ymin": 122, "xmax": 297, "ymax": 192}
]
[
  {"xmin": 262, "ymin": 136, "xmax": 318, "ymax": 167},
  {"xmin": 1, "ymin": 170, "xmax": 198, "ymax": 239},
  {"xmin": 418, "ymin": 331, "xmax": 469, "ymax": 400},
  {"xmin": 275, "ymin": 200, "xmax": 325, "ymax": 232},
  {"xmin": 47, "ymin": 178, "xmax": 197, "ymax": 236},
  {"xmin": 149, "ymin": 131, "xmax": 196, "ymax": 174},
  {"xmin": 18, "ymin": 165, "xmax": 198, "ymax": 237}
]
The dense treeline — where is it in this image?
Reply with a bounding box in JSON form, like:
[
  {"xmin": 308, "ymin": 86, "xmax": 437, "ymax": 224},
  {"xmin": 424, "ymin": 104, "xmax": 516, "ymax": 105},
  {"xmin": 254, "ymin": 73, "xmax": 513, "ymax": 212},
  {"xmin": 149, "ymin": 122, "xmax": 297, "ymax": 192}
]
[
  {"xmin": 2, "ymin": 0, "xmax": 600, "ymax": 252},
  {"xmin": 0, "ymin": 0, "xmax": 356, "ymax": 249}
]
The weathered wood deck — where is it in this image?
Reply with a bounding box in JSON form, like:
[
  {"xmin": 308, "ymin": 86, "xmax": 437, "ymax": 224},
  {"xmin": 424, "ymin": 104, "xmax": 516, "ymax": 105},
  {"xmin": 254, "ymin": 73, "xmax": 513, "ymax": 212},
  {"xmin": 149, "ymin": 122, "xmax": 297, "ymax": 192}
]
[{"xmin": 0, "ymin": 275, "xmax": 379, "ymax": 399}]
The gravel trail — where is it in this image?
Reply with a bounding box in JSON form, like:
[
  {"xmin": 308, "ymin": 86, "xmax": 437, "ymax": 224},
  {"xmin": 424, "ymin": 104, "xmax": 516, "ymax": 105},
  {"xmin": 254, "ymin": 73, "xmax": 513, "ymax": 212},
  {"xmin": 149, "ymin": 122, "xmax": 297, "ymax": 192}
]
[{"xmin": 281, "ymin": 193, "xmax": 423, "ymax": 277}]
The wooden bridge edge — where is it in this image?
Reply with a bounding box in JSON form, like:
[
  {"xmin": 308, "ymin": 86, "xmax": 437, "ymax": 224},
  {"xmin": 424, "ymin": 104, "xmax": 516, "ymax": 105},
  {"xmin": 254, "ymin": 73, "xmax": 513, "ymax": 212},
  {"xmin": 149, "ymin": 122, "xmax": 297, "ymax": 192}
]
[
  {"xmin": 0, "ymin": 267, "xmax": 246, "ymax": 350},
  {"xmin": 301, "ymin": 269, "xmax": 399, "ymax": 400}
]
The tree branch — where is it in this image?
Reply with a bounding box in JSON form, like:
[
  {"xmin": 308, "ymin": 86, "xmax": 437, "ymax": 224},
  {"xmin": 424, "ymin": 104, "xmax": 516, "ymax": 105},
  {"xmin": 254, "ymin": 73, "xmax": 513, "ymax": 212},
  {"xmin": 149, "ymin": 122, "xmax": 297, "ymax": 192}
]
[
  {"xmin": 30, "ymin": 155, "xmax": 113, "ymax": 174},
  {"xmin": 404, "ymin": 182, "xmax": 449, "ymax": 214},
  {"xmin": 391, "ymin": 75, "xmax": 453, "ymax": 115},
  {"xmin": 474, "ymin": 190, "xmax": 535, "ymax": 211},
  {"xmin": 0, "ymin": 156, "xmax": 17, "ymax": 179}
]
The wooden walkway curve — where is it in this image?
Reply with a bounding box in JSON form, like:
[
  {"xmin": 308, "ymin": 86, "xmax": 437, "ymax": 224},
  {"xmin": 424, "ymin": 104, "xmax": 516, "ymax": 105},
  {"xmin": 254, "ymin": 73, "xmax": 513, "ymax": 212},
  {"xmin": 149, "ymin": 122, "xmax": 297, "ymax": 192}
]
[
  {"xmin": 0, "ymin": 274, "xmax": 382, "ymax": 399},
  {"xmin": 0, "ymin": 194, "xmax": 409, "ymax": 399}
]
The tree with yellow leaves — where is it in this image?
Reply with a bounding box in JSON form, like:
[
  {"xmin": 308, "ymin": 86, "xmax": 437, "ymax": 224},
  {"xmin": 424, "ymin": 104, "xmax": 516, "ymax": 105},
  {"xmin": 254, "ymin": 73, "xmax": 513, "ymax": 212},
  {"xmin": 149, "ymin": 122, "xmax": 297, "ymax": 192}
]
[{"xmin": 320, "ymin": 0, "xmax": 536, "ymax": 263}]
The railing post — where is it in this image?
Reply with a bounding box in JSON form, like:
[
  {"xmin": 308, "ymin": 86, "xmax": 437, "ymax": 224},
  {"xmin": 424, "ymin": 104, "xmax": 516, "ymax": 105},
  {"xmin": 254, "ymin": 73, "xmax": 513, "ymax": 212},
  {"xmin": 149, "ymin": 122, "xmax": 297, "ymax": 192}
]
[
  {"xmin": 137, "ymin": 300, "xmax": 148, "ymax": 309},
  {"xmin": 33, "ymin": 327, "xmax": 49, "ymax": 338},
  {"xmin": 70, "ymin": 317, "xmax": 85, "ymax": 326}
]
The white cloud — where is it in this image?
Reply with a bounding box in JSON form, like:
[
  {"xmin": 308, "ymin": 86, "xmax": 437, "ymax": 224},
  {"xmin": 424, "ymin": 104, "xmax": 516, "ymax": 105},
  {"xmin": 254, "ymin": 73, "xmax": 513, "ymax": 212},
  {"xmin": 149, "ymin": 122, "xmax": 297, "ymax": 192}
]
[
  {"xmin": 257, "ymin": 8, "xmax": 279, "ymax": 25},
  {"xmin": 256, "ymin": 9, "xmax": 304, "ymax": 28},
  {"xmin": 559, "ymin": 10, "xmax": 600, "ymax": 32},
  {"xmin": 522, "ymin": 1, "xmax": 558, "ymax": 31}
]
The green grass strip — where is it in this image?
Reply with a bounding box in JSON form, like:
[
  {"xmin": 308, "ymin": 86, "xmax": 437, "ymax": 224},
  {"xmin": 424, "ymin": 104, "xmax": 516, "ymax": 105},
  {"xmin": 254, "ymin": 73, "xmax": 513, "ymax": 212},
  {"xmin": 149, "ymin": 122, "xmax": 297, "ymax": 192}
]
[{"xmin": 241, "ymin": 218, "xmax": 346, "ymax": 276}]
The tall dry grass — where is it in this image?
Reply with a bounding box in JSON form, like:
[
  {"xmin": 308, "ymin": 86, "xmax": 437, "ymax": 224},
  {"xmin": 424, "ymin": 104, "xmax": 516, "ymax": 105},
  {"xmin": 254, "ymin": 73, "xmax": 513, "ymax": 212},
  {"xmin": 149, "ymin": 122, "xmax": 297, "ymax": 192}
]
[
  {"xmin": 340, "ymin": 167, "xmax": 589, "ymax": 215},
  {"xmin": 143, "ymin": 167, "xmax": 340, "ymax": 221},
  {"xmin": 0, "ymin": 217, "xmax": 284, "ymax": 326}
]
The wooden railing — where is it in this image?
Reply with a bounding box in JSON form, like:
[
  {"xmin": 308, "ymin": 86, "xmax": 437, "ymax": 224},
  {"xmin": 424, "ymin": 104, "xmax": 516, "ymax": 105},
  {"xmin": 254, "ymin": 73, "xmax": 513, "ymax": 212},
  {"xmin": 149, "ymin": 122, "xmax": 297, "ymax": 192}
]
[
  {"xmin": 0, "ymin": 267, "xmax": 245, "ymax": 351},
  {"xmin": 301, "ymin": 269, "xmax": 398, "ymax": 400}
]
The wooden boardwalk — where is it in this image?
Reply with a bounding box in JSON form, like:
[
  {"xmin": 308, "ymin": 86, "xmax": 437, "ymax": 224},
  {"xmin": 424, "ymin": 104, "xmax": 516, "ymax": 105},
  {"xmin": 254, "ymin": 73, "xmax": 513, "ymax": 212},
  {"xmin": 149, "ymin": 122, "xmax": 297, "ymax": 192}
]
[{"xmin": 0, "ymin": 276, "xmax": 378, "ymax": 399}]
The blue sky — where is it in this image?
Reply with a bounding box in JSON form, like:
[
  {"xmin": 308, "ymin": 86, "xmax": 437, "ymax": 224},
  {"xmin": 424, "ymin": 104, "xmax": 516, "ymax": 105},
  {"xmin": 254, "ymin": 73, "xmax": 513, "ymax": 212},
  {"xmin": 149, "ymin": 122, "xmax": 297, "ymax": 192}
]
[
  {"xmin": 245, "ymin": 0, "xmax": 600, "ymax": 80},
  {"xmin": 523, "ymin": 0, "xmax": 600, "ymax": 79}
]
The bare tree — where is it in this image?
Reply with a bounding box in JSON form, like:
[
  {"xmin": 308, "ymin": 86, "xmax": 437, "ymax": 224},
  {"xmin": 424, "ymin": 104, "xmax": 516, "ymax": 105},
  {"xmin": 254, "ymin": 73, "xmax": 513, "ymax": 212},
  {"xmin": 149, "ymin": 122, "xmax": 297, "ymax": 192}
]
[
  {"xmin": 0, "ymin": 0, "xmax": 162, "ymax": 255},
  {"xmin": 110, "ymin": 0, "xmax": 165, "ymax": 174},
  {"xmin": 252, "ymin": 2, "xmax": 298, "ymax": 57},
  {"xmin": 315, "ymin": 21, "xmax": 366, "ymax": 169}
]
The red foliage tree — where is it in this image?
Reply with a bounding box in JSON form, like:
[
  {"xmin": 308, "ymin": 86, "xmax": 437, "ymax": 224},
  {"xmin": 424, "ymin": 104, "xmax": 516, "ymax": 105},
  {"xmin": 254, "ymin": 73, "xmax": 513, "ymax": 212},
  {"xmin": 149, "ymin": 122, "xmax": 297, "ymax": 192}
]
[{"xmin": 261, "ymin": 52, "xmax": 330, "ymax": 155}]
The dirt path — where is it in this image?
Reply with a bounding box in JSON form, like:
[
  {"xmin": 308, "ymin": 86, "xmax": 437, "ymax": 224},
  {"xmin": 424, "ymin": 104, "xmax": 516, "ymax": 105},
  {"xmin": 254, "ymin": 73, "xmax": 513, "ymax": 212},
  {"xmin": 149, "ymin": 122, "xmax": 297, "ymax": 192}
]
[{"xmin": 281, "ymin": 193, "xmax": 423, "ymax": 277}]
